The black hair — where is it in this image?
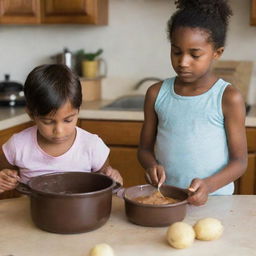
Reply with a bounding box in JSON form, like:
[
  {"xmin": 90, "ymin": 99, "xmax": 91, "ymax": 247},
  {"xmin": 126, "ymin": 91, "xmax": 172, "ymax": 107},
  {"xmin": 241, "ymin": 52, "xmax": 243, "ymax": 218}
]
[
  {"xmin": 24, "ymin": 64, "xmax": 82, "ymax": 116},
  {"xmin": 167, "ymin": 0, "xmax": 233, "ymax": 49}
]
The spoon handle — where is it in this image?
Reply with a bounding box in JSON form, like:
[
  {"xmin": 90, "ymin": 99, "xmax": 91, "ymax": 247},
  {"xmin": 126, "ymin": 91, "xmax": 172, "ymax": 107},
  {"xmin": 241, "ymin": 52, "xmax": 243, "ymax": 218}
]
[{"xmin": 157, "ymin": 183, "xmax": 165, "ymax": 197}]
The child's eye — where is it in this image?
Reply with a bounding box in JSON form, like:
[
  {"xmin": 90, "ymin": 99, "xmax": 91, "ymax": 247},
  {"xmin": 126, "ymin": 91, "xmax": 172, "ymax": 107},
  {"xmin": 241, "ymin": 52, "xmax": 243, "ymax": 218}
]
[
  {"xmin": 42, "ymin": 120, "xmax": 54, "ymax": 125},
  {"xmin": 173, "ymin": 51, "xmax": 182, "ymax": 55},
  {"xmin": 64, "ymin": 119, "xmax": 73, "ymax": 123},
  {"xmin": 192, "ymin": 55, "xmax": 200, "ymax": 59}
]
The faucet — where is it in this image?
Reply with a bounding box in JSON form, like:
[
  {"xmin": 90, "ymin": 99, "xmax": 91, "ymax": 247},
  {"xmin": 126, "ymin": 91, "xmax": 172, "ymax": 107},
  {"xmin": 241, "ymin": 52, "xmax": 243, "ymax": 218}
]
[{"xmin": 133, "ymin": 77, "xmax": 162, "ymax": 90}]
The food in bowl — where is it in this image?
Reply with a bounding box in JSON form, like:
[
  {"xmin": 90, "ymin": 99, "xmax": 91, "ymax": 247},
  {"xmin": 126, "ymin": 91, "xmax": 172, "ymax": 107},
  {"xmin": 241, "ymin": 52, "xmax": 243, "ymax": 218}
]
[
  {"xmin": 124, "ymin": 184, "xmax": 188, "ymax": 227},
  {"xmin": 133, "ymin": 190, "xmax": 180, "ymax": 205}
]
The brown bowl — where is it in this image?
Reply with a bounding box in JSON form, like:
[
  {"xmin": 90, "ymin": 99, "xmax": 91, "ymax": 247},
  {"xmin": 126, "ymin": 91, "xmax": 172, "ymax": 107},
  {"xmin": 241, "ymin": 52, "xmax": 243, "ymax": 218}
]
[{"xmin": 123, "ymin": 184, "xmax": 188, "ymax": 227}]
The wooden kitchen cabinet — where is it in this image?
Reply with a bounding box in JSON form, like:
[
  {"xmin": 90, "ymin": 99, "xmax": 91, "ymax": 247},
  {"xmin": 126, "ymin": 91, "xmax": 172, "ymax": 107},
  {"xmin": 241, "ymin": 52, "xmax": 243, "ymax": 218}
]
[
  {"xmin": 80, "ymin": 119, "xmax": 256, "ymax": 194},
  {"xmin": 237, "ymin": 127, "xmax": 256, "ymax": 194},
  {"xmin": 251, "ymin": 0, "xmax": 256, "ymax": 25},
  {"xmin": 238, "ymin": 153, "xmax": 256, "ymax": 194},
  {"xmin": 246, "ymin": 127, "xmax": 256, "ymax": 152},
  {"xmin": 81, "ymin": 120, "xmax": 143, "ymax": 146},
  {"xmin": 0, "ymin": 0, "xmax": 108, "ymax": 25},
  {"xmin": 109, "ymin": 147, "xmax": 146, "ymax": 187},
  {"xmin": 0, "ymin": 121, "xmax": 33, "ymax": 200},
  {"xmin": 79, "ymin": 119, "xmax": 145, "ymax": 187},
  {"xmin": 1, "ymin": 119, "xmax": 255, "ymax": 198},
  {"xmin": 0, "ymin": 0, "xmax": 40, "ymax": 24}
]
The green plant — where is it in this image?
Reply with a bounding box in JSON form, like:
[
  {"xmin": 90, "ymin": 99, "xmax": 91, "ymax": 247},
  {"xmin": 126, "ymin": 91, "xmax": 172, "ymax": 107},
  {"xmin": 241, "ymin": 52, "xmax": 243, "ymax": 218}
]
[
  {"xmin": 75, "ymin": 48, "xmax": 103, "ymax": 76},
  {"xmin": 76, "ymin": 48, "xmax": 103, "ymax": 61}
]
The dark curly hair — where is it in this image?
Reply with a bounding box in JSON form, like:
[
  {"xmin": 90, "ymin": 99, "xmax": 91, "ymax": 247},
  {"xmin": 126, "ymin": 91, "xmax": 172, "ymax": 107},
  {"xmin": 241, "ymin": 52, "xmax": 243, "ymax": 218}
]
[
  {"xmin": 24, "ymin": 64, "xmax": 82, "ymax": 116},
  {"xmin": 168, "ymin": 0, "xmax": 233, "ymax": 49}
]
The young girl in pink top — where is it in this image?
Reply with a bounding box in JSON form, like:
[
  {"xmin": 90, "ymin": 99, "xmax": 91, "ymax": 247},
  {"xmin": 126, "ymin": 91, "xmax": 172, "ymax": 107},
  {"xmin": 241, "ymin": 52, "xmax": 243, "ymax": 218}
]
[{"xmin": 0, "ymin": 64, "xmax": 123, "ymax": 193}]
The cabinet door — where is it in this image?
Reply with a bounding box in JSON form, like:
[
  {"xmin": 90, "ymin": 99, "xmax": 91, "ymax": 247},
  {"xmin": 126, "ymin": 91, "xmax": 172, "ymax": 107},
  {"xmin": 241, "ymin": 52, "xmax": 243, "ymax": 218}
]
[
  {"xmin": 80, "ymin": 120, "xmax": 143, "ymax": 146},
  {"xmin": 246, "ymin": 127, "xmax": 256, "ymax": 152},
  {"xmin": 109, "ymin": 146, "xmax": 146, "ymax": 188},
  {"xmin": 0, "ymin": 0, "xmax": 40, "ymax": 24},
  {"xmin": 251, "ymin": 0, "xmax": 256, "ymax": 25},
  {"xmin": 80, "ymin": 119, "xmax": 144, "ymax": 187},
  {"xmin": 41, "ymin": 0, "xmax": 108, "ymax": 24},
  {"xmin": 238, "ymin": 153, "xmax": 256, "ymax": 194}
]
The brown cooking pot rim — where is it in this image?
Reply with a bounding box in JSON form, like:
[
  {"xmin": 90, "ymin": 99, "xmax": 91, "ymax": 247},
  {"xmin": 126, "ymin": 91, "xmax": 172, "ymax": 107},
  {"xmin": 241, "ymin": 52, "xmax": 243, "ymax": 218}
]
[
  {"xmin": 123, "ymin": 184, "xmax": 188, "ymax": 208},
  {"xmin": 24, "ymin": 172, "xmax": 115, "ymax": 197}
]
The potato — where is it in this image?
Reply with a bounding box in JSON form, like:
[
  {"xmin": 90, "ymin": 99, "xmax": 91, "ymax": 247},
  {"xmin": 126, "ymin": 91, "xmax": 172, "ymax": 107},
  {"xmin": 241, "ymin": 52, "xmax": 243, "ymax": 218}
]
[
  {"xmin": 194, "ymin": 218, "xmax": 223, "ymax": 241},
  {"xmin": 166, "ymin": 222, "xmax": 195, "ymax": 249},
  {"xmin": 89, "ymin": 243, "xmax": 114, "ymax": 256}
]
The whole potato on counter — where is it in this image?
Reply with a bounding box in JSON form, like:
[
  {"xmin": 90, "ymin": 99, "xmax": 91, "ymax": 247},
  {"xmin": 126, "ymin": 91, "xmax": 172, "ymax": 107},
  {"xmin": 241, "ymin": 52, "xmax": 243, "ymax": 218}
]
[
  {"xmin": 194, "ymin": 217, "xmax": 223, "ymax": 241},
  {"xmin": 89, "ymin": 243, "xmax": 114, "ymax": 256},
  {"xmin": 166, "ymin": 222, "xmax": 195, "ymax": 249}
]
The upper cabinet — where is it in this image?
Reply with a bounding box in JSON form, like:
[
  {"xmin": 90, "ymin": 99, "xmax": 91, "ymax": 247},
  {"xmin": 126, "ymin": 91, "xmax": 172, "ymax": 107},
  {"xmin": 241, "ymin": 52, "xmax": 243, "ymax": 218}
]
[
  {"xmin": 0, "ymin": 0, "xmax": 108, "ymax": 25},
  {"xmin": 251, "ymin": 0, "xmax": 256, "ymax": 25},
  {"xmin": 41, "ymin": 0, "xmax": 108, "ymax": 24},
  {"xmin": 0, "ymin": 0, "xmax": 40, "ymax": 24}
]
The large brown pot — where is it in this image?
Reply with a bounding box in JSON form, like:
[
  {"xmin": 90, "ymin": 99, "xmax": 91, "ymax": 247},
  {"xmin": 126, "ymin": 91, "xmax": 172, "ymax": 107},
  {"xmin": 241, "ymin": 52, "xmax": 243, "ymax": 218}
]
[
  {"xmin": 123, "ymin": 184, "xmax": 188, "ymax": 227},
  {"xmin": 17, "ymin": 172, "xmax": 115, "ymax": 234}
]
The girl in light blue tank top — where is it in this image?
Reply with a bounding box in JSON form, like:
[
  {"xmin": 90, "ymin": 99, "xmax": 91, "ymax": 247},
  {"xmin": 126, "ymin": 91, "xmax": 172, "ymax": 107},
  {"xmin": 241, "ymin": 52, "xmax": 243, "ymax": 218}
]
[
  {"xmin": 155, "ymin": 77, "xmax": 231, "ymax": 195},
  {"xmin": 138, "ymin": 0, "xmax": 247, "ymax": 206}
]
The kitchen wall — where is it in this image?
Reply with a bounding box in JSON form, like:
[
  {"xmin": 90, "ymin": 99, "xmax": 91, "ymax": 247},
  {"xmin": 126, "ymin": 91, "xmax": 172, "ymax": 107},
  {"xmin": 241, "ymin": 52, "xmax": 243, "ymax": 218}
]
[{"xmin": 0, "ymin": 0, "xmax": 256, "ymax": 104}]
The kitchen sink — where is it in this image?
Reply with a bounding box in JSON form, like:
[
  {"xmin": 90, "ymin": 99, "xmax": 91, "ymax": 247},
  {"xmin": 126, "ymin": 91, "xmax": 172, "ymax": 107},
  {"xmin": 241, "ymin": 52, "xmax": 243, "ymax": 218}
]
[{"xmin": 101, "ymin": 95, "xmax": 145, "ymax": 111}]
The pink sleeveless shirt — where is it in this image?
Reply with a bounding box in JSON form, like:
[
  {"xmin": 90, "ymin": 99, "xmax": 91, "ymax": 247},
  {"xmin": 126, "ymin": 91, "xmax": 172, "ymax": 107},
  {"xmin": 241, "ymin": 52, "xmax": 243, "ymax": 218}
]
[{"xmin": 2, "ymin": 126, "xmax": 110, "ymax": 184}]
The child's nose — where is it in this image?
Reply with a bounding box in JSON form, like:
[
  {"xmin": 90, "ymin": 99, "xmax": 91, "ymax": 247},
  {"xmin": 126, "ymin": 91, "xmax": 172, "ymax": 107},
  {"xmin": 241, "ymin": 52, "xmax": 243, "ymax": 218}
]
[
  {"xmin": 178, "ymin": 55, "xmax": 190, "ymax": 67},
  {"xmin": 53, "ymin": 124, "xmax": 63, "ymax": 134}
]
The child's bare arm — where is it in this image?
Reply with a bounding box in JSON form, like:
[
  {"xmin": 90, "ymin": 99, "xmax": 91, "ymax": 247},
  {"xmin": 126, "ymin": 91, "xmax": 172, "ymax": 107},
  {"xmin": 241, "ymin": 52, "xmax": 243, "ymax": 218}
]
[
  {"xmin": 0, "ymin": 147, "xmax": 20, "ymax": 193},
  {"xmin": 138, "ymin": 82, "xmax": 166, "ymax": 186},
  {"xmin": 188, "ymin": 86, "xmax": 247, "ymax": 206},
  {"xmin": 97, "ymin": 158, "xmax": 123, "ymax": 185},
  {"xmin": 0, "ymin": 169, "xmax": 20, "ymax": 193}
]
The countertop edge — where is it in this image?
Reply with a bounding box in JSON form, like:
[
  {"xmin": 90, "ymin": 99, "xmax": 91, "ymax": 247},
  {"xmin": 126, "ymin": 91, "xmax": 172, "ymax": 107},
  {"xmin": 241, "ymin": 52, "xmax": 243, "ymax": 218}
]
[
  {"xmin": 0, "ymin": 110, "xmax": 144, "ymax": 131},
  {"xmin": 0, "ymin": 102, "xmax": 256, "ymax": 131},
  {"xmin": 245, "ymin": 116, "xmax": 256, "ymax": 127},
  {"xmin": 0, "ymin": 114, "xmax": 30, "ymax": 131}
]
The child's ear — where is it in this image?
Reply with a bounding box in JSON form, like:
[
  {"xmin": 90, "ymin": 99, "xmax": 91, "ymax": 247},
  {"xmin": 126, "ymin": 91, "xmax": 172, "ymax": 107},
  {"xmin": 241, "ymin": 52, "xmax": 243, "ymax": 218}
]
[{"xmin": 214, "ymin": 47, "xmax": 224, "ymax": 59}]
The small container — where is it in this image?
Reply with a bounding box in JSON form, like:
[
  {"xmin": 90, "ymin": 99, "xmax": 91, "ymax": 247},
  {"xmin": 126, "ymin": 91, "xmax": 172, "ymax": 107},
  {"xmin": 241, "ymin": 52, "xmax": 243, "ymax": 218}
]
[
  {"xmin": 63, "ymin": 48, "xmax": 72, "ymax": 69},
  {"xmin": 51, "ymin": 48, "xmax": 75, "ymax": 71},
  {"xmin": 82, "ymin": 58, "xmax": 107, "ymax": 78}
]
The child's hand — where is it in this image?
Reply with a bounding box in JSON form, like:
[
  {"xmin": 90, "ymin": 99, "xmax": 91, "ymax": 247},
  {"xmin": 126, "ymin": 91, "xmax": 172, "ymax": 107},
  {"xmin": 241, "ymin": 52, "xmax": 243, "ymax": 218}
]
[
  {"xmin": 187, "ymin": 178, "xmax": 209, "ymax": 206},
  {"xmin": 0, "ymin": 169, "xmax": 20, "ymax": 193},
  {"xmin": 100, "ymin": 166, "xmax": 123, "ymax": 186},
  {"xmin": 146, "ymin": 164, "xmax": 166, "ymax": 187}
]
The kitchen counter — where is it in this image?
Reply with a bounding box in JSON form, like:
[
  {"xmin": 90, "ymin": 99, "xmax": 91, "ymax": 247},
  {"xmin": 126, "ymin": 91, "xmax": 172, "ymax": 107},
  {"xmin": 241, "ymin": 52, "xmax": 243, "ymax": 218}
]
[
  {"xmin": 0, "ymin": 195, "xmax": 256, "ymax": 256},
  {"xmin": 0, "ymin": 101, "xmax": 256, "ymax": 131}
]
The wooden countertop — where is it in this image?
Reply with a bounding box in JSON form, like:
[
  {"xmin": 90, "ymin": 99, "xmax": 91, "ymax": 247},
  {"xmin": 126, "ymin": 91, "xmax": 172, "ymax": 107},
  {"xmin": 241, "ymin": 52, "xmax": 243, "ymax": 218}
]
[
  {"xmin": 0, "ymin": 195, "xmax": 256, "ymax": 256},
  {"xmin": 0, "ymin": 100, "xmax": 256, "ymax": 131}
]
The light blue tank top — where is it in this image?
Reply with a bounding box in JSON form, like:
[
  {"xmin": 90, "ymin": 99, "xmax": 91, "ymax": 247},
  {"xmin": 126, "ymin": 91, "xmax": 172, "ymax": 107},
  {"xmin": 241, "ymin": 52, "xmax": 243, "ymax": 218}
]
[{"xmin": 155, "ymin": 77, "xmax": 233, "ymax": 195}]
